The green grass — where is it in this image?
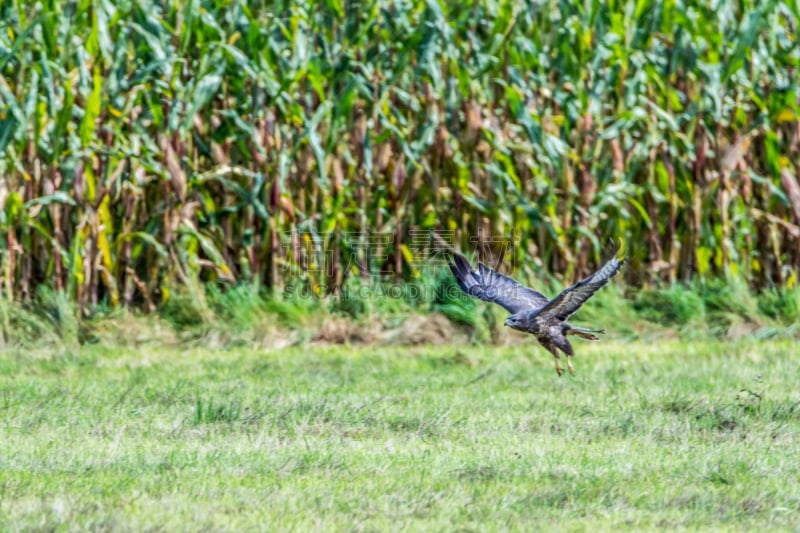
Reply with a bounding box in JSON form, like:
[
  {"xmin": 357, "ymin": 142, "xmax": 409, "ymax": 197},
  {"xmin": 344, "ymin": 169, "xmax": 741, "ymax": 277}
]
[{"xmin": 1, "ymin": 341, "xmax": 799, "ymax": 531}]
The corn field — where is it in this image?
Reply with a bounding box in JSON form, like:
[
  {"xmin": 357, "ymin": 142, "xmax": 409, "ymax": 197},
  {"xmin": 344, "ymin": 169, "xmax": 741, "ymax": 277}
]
[{"xmin": 1, "ymin": 0, "xmax": 799, "ymax": 311}]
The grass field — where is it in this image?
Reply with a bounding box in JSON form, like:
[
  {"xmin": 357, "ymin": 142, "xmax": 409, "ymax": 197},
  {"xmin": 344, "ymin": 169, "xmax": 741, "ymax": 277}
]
[{"xmin": 1, "ymin": 340, "xmax": 799, "ymax": 531}]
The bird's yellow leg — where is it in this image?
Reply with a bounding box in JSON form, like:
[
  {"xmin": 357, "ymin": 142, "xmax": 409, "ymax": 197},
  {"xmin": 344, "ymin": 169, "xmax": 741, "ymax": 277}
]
[
  {"xmin": 554, "ymin": 355, "xmax": 564, "ymax": 376},
  {"xmin": 566, "ymin": 356, "xmax": 576, "ymax": 376},
  {"xmin": 544, "ymin": 343, "xmax": 565, "ymax": 376}
]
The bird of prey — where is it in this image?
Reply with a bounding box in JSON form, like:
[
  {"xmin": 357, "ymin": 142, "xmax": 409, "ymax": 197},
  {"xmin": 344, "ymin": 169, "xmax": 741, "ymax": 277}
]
[{"xmin": 449, "ymin": 251, "xmax": 625, "ymax": 376}]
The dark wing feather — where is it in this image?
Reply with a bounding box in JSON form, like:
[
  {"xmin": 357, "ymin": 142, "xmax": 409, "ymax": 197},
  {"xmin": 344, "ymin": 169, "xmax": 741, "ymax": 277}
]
[
  {"xmin": 535, "ymin": 255, "xmax": 625, "ymax": 321},
  {"xmin": 449, "ymin": 252, "xmax": 549, "ymax": 314}
]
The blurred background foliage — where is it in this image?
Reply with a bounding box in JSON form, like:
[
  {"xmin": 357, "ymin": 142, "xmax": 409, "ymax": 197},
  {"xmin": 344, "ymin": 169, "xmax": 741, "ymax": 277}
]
[{"xmin": 1, "ymin": 0, "xmax": 799, "ymax": 321}]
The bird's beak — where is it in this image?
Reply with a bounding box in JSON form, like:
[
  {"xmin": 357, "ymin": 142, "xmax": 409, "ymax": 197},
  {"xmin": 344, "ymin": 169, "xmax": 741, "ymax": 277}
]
[{"xmin": 503, "ymin": 318, "xmax": 510, "ymax": 327}]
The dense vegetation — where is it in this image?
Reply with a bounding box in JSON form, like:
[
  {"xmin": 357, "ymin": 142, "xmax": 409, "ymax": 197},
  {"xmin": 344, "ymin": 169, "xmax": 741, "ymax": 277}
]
[
  {"xmin": 2, "ymin": 341, "xmax": 799, "ymax": 530},
  {"xmin": 1, "ymin": 0, "xmax": 799, "ymax": 315}
]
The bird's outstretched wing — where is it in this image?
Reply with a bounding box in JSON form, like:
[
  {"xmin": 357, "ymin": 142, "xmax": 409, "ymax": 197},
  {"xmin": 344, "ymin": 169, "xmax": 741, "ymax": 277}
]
[
  {"xmin": 535, "ymin": 254, "xmax": 625, "ymax": 321},
  {"xmin": 449, "ymin": 252, "xmax": 549, "ymax": 314}
]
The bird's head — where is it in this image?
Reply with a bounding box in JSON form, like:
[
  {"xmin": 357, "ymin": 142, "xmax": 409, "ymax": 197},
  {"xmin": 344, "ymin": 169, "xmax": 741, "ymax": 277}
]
[{"xmin": 504, "ymin": 316, "xmax": 521, "ymax": 330}]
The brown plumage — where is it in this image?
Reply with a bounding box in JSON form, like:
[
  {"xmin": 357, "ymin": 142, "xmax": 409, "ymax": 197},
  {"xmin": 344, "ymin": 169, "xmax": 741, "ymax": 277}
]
[{"xmin": 449, "ymin": 251, "xmax": 625, "ymax": 376}]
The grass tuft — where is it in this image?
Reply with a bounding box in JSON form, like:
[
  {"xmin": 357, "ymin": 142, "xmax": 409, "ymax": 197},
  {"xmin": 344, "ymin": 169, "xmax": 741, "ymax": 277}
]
[
  {"xmin": 757, "ymin": 287, "xmax": 800, "ymax": 325},
  {"xmin": 193, "ymin": 398, "xmax": 242, "ymax": 425}
]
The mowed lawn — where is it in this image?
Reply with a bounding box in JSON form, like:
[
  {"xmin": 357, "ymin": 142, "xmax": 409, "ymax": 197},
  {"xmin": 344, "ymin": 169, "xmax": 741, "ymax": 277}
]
[{"xmin": 1, "ymin": 340, "xmax": 799, "ymax": 531}]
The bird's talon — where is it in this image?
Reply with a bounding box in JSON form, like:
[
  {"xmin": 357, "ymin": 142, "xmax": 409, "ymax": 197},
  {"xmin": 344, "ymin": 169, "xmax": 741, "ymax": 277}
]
[{"xmin": 566, "ymin": 357, "xmax": 576, "ymax": 375}]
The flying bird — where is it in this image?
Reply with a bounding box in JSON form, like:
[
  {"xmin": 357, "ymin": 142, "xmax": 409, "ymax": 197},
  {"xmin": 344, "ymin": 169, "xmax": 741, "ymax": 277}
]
[{"xmin": 449, "ymin": 251, "xmax": 625, "ymax": 376}]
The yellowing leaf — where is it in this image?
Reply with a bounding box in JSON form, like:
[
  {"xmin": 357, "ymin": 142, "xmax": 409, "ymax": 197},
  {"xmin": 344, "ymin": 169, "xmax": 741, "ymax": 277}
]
[
  {"xmin": 776, "ymin": 109, "xmax": 797, "ymax": 124},
  {"xmin": 79, "ymin": 68, "xmax": 103, "ymax": 146},
  {"xmin": 697, "ymin": 247, "xmax": 712, "ymax": 276},
  {"xmin": 400, "ymin": 244, "xmax": 419, "ymax": 278},
  {"xmin": 97, "ymin": 197, "xmax": 119, "ymax": 305}
]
